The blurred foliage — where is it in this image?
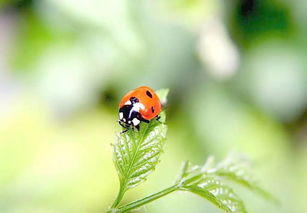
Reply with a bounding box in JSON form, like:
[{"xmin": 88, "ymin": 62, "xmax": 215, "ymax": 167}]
[
  {"xmin": 230, "ymin": 0, "xmax": 295, "ymax": 48},
  {"xmin": 0, "ymin": 0, "xmax": 307, "ymax": 213}
]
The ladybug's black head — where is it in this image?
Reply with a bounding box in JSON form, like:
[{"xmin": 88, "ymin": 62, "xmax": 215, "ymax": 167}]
[{"xmin": 118, "ymin": 97, "xmax": 148, "ymax": 130}]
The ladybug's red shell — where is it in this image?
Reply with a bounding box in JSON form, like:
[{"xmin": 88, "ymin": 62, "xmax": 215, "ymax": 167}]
[{"xmin": 119, "ymin": 86, "xmax": 161, "ymax": 120}]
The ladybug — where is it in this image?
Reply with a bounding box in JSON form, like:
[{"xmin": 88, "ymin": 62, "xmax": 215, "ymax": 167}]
[{"xmin": 118, "ymin": 86, "xmax": 161, "ymax": 131}]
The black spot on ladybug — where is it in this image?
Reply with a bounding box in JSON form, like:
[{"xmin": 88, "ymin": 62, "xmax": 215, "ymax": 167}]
[
  {"xmin": 146, "ymin": 91, "xmax": 153, "ymax": 98},
  {"xmin": 151, "ymin": 106, "xmax": 155, "ymax": 113},
  {"xmin": 130, "ymin": 97, "xmax": 139, "ymax": 103}
]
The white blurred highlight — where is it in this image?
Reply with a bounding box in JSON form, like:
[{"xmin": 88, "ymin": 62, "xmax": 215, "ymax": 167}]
[
  {"xmin": 199, "ymin": 18, "xmax": 240, "ymax": 79},
  {"xmin": 0, "ymin": 12, "xmax": 19, "ymax": 120},
  {"xmin": 246, "ymin": 42, "xmax": 307, "ymax": 121}
]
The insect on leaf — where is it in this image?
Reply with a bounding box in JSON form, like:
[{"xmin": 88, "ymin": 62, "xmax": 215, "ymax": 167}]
[{"xmin": 113, "ymin": 88, "xmax": 169, "ymax": 190}]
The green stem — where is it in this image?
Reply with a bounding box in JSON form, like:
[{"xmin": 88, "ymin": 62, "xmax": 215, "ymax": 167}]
[
  {"xmin": 111, "ymin": 184, "xmax": 127, "ymax": 208},
  {"xmin": 117, "ymin": 185, "xmax": 179, "ymax": 213}
]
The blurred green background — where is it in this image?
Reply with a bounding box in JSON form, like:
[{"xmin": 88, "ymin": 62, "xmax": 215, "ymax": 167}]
[{"xmin": 0, "ymin": 0, "xmax": 306, "ymax": 212}]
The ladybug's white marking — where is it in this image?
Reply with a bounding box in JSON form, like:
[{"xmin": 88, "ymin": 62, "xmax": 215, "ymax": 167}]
[
  {"xmin": 119, "ymin": 112, "xmax": 123, "ymax": 119},
  {"xmin": 129, "ymin": 103, "xmax": 145, "ymax": 118},
  {"xmin": 132, "ymin": 103, "xmax": 145, "ymax": 112},
  {"xmin": 125, "ymin": 100, "xmax": 132, "ymax": 105},
  {"xmin": 132, "ymin": 118, "xmax": 140, "ymax": 126},
  {"xmin": 128, "ymin": 120, "xmax": 131, "ymax": 124}
]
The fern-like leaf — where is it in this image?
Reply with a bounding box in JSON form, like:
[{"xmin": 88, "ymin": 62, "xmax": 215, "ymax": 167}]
[
  {"xmin": 113, "ymin": 120, "xmax": 167, "ymax": 189},
  {"xmin": 177, "ymin": 161, "xmax": 247, "ymax": 213},
  {"xmin": 109, "ymin": 154, "xmax": 274, "ymax": 213},
  {"xmin": 212, "ymin": 156, "xmax": 277, "ymax": 202}
]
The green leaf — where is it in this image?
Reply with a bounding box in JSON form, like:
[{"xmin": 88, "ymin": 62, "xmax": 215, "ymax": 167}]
[
  {"xmin": 175, "ymin": 155, "xmax": 277, "ymax": 213},
  {"xmin": 113, "ymin": 119, "xmax": 167, "ymax": 190},
  {"xmin": 177, "ymin": 161, "xmax": 247, "ymax": 213},
  {"xmin": 109, "ymin": 153, "xmax": 274, "ymax": 213},
  {"xmin": 213, "ymin": 156, "xmax": 278, "ymax": 203},
  {"xmin": 185, "ymin": 177, "xmax": 247, "ymax": 213}
]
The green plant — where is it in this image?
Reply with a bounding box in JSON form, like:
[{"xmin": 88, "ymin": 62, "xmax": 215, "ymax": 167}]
[{"xmin": 107, "ymin": 89, "xmax": 274, "ymax": 213}]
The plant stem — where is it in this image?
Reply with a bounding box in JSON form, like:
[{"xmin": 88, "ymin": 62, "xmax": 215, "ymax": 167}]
[
  {"xmin": 117, "ymin": 184, "xmax": 179, "ymax": 213},
  {"xmin": 111, "ymin": 184, "xmax": 127, "ymax": 208}
]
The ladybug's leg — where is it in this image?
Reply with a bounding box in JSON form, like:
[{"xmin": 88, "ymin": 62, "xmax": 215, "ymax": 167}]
[
  {"xmin": 155, "ymin": 115, "xmax": 164, "ymax": 124},
  {"xmin": 118, "ymin": 120, "xmax": 126, "ymax": 128},
  {"xmin": 135, "ymin": 125, "xmax": 140, "ymax": 131},
  {"xmin": 137, "ymin": 114, "xmax": 149, "ymax": 123},
  {"xmin": 142, "ymin": 119, "xmax": 149, "ymax": 123},
  {"xmin": 120, "ymin": 128, "xmax": 129, "ymax": 134},
  {"xmin": 119, "ymin": 120, "xmax": 130, "ymax": 134}
]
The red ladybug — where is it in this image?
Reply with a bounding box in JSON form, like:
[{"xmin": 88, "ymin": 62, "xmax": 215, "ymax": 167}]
[{"xmin": 118, "ymin": 86, "xmax": 161, "ymax": 131}]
